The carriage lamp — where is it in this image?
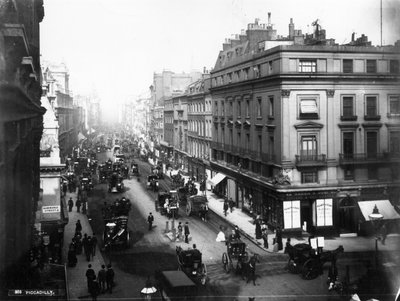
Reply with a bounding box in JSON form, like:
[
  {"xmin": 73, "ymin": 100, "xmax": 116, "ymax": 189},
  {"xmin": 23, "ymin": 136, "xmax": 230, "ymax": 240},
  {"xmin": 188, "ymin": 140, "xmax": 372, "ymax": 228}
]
[{"xmin": 368, "ymin": 205, "xmax": 383, "ymax": 270}]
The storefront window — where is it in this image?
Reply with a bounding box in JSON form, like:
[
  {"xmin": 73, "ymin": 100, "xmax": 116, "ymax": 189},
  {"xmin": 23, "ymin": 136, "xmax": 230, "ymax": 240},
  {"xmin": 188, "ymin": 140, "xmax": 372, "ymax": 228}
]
[
  {"xmin": 316, "ymin": 199, "xmax": 333, "ymax": 226},
  {"xmin": 283, "ymin": 200, "xmax": 301, "ymax": 229}
]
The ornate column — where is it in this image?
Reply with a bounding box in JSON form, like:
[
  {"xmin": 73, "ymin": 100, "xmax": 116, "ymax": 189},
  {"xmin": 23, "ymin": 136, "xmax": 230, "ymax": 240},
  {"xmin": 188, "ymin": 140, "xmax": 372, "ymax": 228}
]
[{"xmin": 281, "ymin": 89, "xmax": 291, "ymax": 161}]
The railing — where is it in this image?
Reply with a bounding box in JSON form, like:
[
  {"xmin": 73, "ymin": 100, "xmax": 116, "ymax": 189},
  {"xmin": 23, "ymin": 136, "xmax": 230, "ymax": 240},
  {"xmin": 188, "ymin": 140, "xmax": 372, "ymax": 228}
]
[
  {"xmin": 295, "ymin": 154, "xmax": 327, "ymax": 166},
  {"xmin": 261, "ymin": 152, "xmax": 275, "ymax": 162},
  {"xmin": 339, "ymin": 153, "xmax": 388, "ymax": 164}
]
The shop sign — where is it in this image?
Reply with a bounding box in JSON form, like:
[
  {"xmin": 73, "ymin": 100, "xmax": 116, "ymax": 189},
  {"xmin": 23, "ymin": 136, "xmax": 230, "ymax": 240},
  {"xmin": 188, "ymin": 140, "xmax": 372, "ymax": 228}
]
[{"xmin": 42, "ymin": 206, "xmax": 61, "ymax": 213}]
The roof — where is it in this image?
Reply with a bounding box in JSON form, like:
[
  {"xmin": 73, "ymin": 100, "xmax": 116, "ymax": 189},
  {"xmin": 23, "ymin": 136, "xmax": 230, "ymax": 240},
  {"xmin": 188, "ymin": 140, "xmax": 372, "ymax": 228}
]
[{"xmin": 161, "ymin": 271, "xmax": 196, "ymax": 288}]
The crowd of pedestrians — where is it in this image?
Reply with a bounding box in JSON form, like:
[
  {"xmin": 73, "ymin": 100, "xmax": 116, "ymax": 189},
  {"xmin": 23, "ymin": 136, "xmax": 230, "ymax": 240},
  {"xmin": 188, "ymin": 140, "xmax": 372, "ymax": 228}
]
[{"xmin": 85, "ymin": 263, "xmax": 115, "ymax": 300}]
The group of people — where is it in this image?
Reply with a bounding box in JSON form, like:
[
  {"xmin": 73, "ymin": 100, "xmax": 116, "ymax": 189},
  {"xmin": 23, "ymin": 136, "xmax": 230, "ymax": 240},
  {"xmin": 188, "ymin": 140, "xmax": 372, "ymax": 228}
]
[
  {"xmin": 67, "ymin": 220, "xmax": 98, "ymax": 267},
  {"xmin": 86, "ymin": 263, "xmax": 115, "ymax": 300},
  {"xmin": 67, "ymin": 197, "xmax": 86, "ymax": 214},
  {"xmin": 176, "ymin": 221, "xmax": 191, "ymax": 243},
  {"xmin": 223, "ymin": 197, "xmax": 235, "ymax": 216}
]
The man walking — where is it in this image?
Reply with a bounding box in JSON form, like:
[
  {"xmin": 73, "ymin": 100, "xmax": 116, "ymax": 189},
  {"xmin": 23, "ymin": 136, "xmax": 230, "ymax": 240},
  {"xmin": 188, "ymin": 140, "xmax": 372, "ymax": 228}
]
[
  {"xmin": 223, "ymin": 199, "xmax": 229, "ymax": 216},
  {"xmin": 184, "ymin": 222, "xmax": 190, "ymax": 244},
  {"xmin": 147, "ymin": 212, "xmax": 154, "ymax": 231},
  {"xmin": 85, "ymin": 264, "xmax": 96, "ymax": 291},
  {"xmin": 177, "ymin": 222, "xmax": 183, "ymax": 241},
  {"xmin": 91, "ymin": 234, "xmax": 98, "ymax": 257},
  {"xmin": 97, "ymin": 265, "xmax": 107, "ymax": 293},
  {"xmin": 68, "ymin": 198, "xmax": 74, "ymax": 212},
  {"xmin": 75, "ymin": 220, "xmax": 82, "ymax": 234},
  {"xmin": 106, "ymin": 264, "xmax": 115, "ymax": 294},
  {"xmin": 82, "ymin": 234, "xmax": 91, "ymax": 262},
  {"xmin": 76, "ymin": 199, "xmax": 81, "ymax": 213}
]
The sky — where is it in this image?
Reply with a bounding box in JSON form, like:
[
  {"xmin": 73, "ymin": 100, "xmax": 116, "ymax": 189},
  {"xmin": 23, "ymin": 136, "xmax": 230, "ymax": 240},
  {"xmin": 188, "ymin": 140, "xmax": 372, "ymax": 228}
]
[{"xmin": 40, "ymin": 0, "xmax": 400, "ymax": 119}]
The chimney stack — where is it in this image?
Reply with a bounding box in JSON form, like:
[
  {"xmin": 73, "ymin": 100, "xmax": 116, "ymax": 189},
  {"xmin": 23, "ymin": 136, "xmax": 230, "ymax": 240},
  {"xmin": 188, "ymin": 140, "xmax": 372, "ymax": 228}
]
[
  {"xmin": 268, "ymin": 12, "xmax": 271, "ymax": 25},
  {"xmin": 289, "ymin": 18, "xmax": 294, "ymax": 39}
]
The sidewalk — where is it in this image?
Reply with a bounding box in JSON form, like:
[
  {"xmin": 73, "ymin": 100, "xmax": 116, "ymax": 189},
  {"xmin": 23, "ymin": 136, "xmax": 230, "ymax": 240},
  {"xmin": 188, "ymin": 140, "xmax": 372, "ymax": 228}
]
[
  {"xmin": 62, "ymin": 190, "xmax": 108, "ymax": 300},
  {"xmin": 170, "ymin": 171, "xmax": 400, "ymax": 254}
]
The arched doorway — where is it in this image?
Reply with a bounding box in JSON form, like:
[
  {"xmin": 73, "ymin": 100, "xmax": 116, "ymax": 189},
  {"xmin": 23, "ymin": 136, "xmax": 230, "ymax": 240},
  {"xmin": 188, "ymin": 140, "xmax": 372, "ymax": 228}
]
[{"xmin": 339, "ymin": 197, "xmax": 358, "ymax": 234}]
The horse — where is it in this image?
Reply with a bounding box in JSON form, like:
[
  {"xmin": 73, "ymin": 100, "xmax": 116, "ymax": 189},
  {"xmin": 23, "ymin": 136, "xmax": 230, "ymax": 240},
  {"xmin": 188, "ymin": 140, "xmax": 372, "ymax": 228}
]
[{"xmin": 239, "ymin": 253, "xmax": 260, "ymax": 285}]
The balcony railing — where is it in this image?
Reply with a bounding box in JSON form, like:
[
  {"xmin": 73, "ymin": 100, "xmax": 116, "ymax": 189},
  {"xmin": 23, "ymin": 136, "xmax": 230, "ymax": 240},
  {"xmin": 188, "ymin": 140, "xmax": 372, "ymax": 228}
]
[
  {"xmin": 261, "ymin": 152, "xmax": 275, "ymax": 163},
  {"xmin": 295, "ymin": 154, "xmax": 327, "ymax": 167},
  {"xmin": 339, "ymin": 153, "xmax": 388, "ymax": 164}
]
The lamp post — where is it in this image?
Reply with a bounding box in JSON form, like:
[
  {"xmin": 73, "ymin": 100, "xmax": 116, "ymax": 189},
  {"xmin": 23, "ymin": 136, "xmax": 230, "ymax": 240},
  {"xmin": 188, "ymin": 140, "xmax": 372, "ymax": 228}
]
[{"xmin": 368, "ymin": 204, "xmax": 383, "ymax": 270}]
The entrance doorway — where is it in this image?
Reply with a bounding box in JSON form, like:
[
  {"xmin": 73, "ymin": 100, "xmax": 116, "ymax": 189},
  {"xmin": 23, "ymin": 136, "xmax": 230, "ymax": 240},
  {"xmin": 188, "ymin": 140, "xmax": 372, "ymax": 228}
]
[
  {"xmin": 301, "ymin": 200, "xmax": 313, "ymax": 233},
  {"xmin": 339, "ymin": 197, "xmax": 358, "ymax": 234}
]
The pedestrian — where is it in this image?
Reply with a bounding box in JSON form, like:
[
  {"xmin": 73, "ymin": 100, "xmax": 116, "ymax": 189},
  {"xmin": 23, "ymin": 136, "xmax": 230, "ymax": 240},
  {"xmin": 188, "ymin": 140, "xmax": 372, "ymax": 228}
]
[
  {"xmin": 255, "ymin": 217, "xmax": 262, "ymax": 240},
  {"xmin": 229, "ymin": 197, "xmax": 234, "ymax": 213},
  {"xmin": 67, "ymin": 244, "xmax": 77, "ymax": 267},
  {"xmin": 76, "ymin": 199, "xmax": 81, "ymax": 213},
  {"xmin": 89, "ymin": 279, "xmax": 100, "ymax": 301},
  {"xmin": 75, "ymin": 220, "xmax": 82, "ymax": 234},
  {"xmin": 147, "ymin": 212, "xmax": 154, "ymax": 231},
  {"xmin": 68, "ymin": 197, "xmax": 74, "ymax": 212},
  {"xmin": 82, "ymin": 201, "xmax": 87, "ymax": 214},
  {"xmin": 74, "ymin": 235, "xmax": 82, "ymax": 255},
  {"xmin": 234, "ymin": 225, "xmax": 241, "ymax": 240},
  {"xmin": 82, "ymin": 234, "xmax": 90, "ymax": 261},
  {"xmin": 86, "ymin": 236, "xmax": 93, "ymax": 261},
  {"xmin": 380, "ymin": 223, "xmax": 388, "ymax": 245},
  {"xmin": 184, "ymin": 222, "xmax": 190, "ymax": 244},
  {"xmin": 223, "ymin": 199, "xmax": 229, "ymax": 216},
  {"xmin": 85, "ymin": 264, "xmax": 96, "ymax": 291},
  {"xmin": 176, "ymin": 222, "xmax": 183, "ymax": 241},
  {"xmin": 106, "ymin": 264, "xmax": 115, "ymax": 294},
  {"xmin": 91, "ymin": 234, "xmax": 98, "ymax": 257},
  {"xmin": 203, "ymin": 203, "xmax": 209, "ymax": 221},
  {"xmin": 276, "ymin": 226, "xmax": 283, "ymax": 251},
  {"xmin": 97, "ymin": 264, "xmax": 107, "ymax": 293},
  {"xmin": 262, "ymin": 229, "xmax": 269, "ymax": 249}
]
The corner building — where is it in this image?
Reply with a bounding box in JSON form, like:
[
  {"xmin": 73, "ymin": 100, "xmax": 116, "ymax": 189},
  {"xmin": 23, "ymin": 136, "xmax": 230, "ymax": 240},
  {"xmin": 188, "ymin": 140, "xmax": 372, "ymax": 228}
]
[{"xmin": 210, "ymin": 17, "xmax": 400, "ymax": 237}]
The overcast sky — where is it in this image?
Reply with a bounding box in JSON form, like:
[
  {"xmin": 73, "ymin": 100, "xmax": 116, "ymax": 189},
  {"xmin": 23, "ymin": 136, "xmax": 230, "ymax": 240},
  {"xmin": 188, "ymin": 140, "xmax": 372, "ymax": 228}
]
[{"xmin": 41, "ymin": 0, "xmax": 400, "ymax": 113}]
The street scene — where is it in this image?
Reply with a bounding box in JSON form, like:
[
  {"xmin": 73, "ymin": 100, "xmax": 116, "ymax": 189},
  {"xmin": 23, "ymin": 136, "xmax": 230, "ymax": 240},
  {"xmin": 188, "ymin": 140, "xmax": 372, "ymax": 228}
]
[{"xmin": 1, "ymin": 0, "xmax": 400, "ymax": 301}]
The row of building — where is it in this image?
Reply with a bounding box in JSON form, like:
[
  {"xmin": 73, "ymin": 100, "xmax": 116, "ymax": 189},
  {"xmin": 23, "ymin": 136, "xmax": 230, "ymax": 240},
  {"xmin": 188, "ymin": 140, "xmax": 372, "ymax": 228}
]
[
  {"xmin": 0, "ymin": 0, "xmax": 101, "ymax": 295},
  {"xmin": 137, "ymin": 15, "xmax": 400, "ymax": 238}
]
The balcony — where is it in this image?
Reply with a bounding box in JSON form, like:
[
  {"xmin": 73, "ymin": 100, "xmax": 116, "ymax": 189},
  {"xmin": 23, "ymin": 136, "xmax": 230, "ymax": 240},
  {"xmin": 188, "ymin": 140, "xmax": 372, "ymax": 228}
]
[
  {"xmin": 295, "ymin": 154, "xmax": 327, "ymax": 167},
  {"xmin": 339, "ymin": 153, "xmax": 389, "ymax": 165},
  {"xmin": 210, "ymin": 141, "xmax": 223, "ymax": 150}
]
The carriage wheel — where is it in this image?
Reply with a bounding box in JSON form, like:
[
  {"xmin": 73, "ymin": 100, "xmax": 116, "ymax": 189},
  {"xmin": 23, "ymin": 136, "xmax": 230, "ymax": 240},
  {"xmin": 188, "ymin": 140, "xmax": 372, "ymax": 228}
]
[
  {"xmin": 222, "ymin": 253, "xmax": 230, "ymax": 273},
  {"xmin": 200, "ymin": 263, "xmax": 207, "ymax": 285},
  {"xmin": 185, "ymin": 201, "xmax": 192, "ymax": 216},
  {"xmin": 301, "ymin": 259, "xmax": 320, "ymax": 280}
]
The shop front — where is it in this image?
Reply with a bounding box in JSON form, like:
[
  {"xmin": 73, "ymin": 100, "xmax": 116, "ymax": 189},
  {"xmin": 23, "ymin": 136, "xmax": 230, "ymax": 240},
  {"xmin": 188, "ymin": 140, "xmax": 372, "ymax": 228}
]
[{"xmin": 174, "ymin": 149, "xmax": 190, "ymax": 174}]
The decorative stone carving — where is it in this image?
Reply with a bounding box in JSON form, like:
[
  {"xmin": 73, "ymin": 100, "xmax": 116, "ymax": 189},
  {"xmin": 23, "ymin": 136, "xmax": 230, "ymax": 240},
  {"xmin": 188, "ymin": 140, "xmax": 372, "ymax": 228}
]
[
  {"xmin": 326, "ymin": 89, "xmax": 335, "ymax": 97},
  {"xmin": 281, "ymin": 90, "xmax": 290, "ymax": 97}
]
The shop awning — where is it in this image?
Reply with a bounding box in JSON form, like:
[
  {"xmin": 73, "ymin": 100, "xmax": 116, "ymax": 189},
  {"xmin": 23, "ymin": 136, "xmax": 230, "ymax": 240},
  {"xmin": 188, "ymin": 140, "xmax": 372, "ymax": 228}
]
[
  {"xmin": 208, "ymin": 173, "xmax": 226, "ymax": 186},
  {"xmin": 358, "ymin": 200, "xmax": 400, "ymax": 221}
]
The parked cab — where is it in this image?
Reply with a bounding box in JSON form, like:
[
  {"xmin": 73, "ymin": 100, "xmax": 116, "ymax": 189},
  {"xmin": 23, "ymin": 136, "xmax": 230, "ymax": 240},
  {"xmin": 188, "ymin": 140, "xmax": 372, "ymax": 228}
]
[{"xmin": 156, "ymin": 270, "xmax": 197, "ymax": 301}]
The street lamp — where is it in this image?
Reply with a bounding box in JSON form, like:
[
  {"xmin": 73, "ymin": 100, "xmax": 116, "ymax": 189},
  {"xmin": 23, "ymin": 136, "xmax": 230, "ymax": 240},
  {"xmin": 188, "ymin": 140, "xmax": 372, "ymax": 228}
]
[{"xmin": 368, "ymin": 204, "xmax": 384, "ymax": 270}]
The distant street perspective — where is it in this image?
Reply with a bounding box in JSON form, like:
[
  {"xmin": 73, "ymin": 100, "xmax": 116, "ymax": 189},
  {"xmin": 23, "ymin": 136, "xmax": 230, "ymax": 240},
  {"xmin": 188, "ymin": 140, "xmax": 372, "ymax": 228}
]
[{"xmin": 1, "ymin": 1, "xmax": 400, "ymax": 301}]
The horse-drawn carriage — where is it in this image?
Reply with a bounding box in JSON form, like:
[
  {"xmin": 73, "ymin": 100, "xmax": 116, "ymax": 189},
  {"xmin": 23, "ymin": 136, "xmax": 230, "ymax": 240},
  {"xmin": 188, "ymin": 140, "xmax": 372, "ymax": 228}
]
[
  {"xmin": 131, "ymin": 163, "xmax": 139, "ymax": 176},
  {"xmin": 147, "ymin": 175, "xmax": 159, "ymax": 192},
  {"xmin": 285, "ymin": 242, "xmax": 344, "ymax": 280},
  {"xmin": 185, "ymin": 195, "xmax": 208, "ymax": 219},
  {"xmin": 108, "ymin": 172, "xmax": 124, "ymax": 193},
  {"xmin": 222, "ymin": 239, "xmax": 248, "ymax": 273},
  {"xmin": 176, "ymin": 246, "xmax": 207, "ymax": 285},
  {"xmin": 155, "ymin": 191, "xmax": 179, "ymax": 218},
  {"xmin": 102, "ymin": 198, "xmax": 131, "ymax": 250}
]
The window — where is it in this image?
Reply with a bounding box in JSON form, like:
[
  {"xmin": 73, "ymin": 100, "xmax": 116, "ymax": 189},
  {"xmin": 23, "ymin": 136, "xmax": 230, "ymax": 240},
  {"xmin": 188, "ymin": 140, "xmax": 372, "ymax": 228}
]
[
  {"xmin": 268, "ymin": 96, "xmax": 274, "ymax": 118},
  {"xmin": 390, "ymin": 60, "xmax": 399, "ymax": 74},
  {"xmin": 368, "ymin": 165, "xmax": 378, "ymax": 180},
  {"xmin": 366, "ymin": 131, "xmax": 378, "ymax": 158},
  {"xmin": 214, "ymin": 101, "xmax": 218, "ymax": 115},
  {"xmin": 342, "ymin": 132, "xmax": 354, "ymax": 158},
  {"xmin": 344, "ymin": 165, "xmax": 355, "ymax": 180},
  {"xmin": 342, "ymin": 96, "xmax": 355, "ymax": 120},
  {"xmin": 316, "ymin": 199, "xmax": 333, "ymax": 226},
  {"xmin": 243, "ymin": 68, "xmax": 249, "ymax": 80},
  {"xmin": 246, "ymin": 99, "xmax": 250, "ymax": 117},
  {"xmin": 227, "ymin": 73, "xmax": 232, "ymax": 83},
  {"xmin": 246, "ymin": 134, "xmax": 250, "ymax": 151},
  {"xmin": 283, "ymin": 200, "xmax": 301, "ymax": 229},
  {"xmin": 258, "ymin": 135, "xmax": 262, "ymax": 154},
  {"xmin": 221, "ymin": 102, "xmax": 225, "ymax": 116},
  {"xmin": 366, "ymin": 60, "xmax": 377, "ymax": 73},
  {"xmin": 237, "ymin": 101, "xmax": 241, "ymax": 117},
  {"xmin": 299, "ymin": 99, "xmax": 318, "ymax": 119},
  {"xmin": 389, "ymin": 95, "xmax": 400, "ymax": 116},
  {"xmin": 343, "ymin": 59, "xmax": 353, "ymax": 73},
  {"xmin": 299, "ymin": 60, "xmax": 316, "ymax": 72},
  {"xmin": 253, "ymin": 65, "xmax": 260, "ymax": 78},
  {"xmin": 365, "ymin": 96, "xmax": 378, "ymax": 119},
  {"xmin": 257, "ymin": 97, "xmax": 262, "ymax": 117},
  {"xmin": 389, "ymin": 131, "xmax": 400, "ymax": 154},
  {"xmin": 229, "ymin": 101, "xmax": 233, "ymax": 117},
  {"xmin": 301, "ymin": 170, "xmax": 318, "ymax": 183},
  {"xmin": 301, "ymin": 136, "xmax": 317, "ymax": 159}
]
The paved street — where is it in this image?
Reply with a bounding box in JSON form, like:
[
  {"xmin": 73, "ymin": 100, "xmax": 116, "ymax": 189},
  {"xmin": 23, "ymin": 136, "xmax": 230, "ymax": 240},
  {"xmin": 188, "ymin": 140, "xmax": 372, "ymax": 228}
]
[{"xmin": 60, "ymin": 150, "xmax": 400, "ymax": 300}]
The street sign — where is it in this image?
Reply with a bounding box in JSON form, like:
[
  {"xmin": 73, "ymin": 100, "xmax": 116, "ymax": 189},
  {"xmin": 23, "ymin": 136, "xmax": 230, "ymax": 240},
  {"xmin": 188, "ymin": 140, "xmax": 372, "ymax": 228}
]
[{"xmin": 42, "ymin": 206, "xmax": 61, "ymax": 213}]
